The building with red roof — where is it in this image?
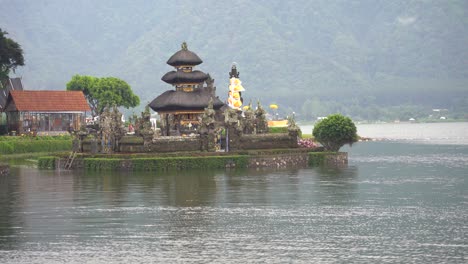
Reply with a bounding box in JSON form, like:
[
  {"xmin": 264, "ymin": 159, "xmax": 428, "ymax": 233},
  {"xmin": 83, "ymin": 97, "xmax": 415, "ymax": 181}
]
[{"xmin": 3, "ymin": 90, "xmax": 90, "ymax": 135}]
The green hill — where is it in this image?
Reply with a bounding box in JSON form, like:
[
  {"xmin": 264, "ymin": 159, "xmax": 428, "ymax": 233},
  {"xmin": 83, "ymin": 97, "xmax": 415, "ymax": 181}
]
[{"xmin": 1, "ymin": 0, "xmax": 467, "ymax": 120}]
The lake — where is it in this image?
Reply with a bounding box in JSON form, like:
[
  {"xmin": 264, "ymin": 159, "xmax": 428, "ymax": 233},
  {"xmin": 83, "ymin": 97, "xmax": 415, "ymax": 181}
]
[{"xmin": 0, "ymin": 123, "xmax": 467, "ymax": 263}]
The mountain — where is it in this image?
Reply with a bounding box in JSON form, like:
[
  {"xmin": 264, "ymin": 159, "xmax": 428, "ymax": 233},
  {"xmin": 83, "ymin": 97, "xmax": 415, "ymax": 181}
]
[{"xmin": 1, "ymin": 0, "xmax": 467, "ymax": 120}]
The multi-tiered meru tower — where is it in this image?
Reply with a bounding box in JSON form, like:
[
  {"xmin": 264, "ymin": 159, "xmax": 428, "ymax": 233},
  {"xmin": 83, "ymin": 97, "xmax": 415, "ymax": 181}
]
[{"xmin": 149, "ymin": 42, "xmax": 224, "ymax": 136}]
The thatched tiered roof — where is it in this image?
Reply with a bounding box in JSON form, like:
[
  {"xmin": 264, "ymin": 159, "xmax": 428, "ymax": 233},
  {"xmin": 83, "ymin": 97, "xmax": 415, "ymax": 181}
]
[
  {"xmin": 149, "ymin": 89, "xmax": 224, "ymax": 112},
  {"xmin": 150, "ymin": 42, "xmax": 225, "ymax": 113},
  {"xmin": 166, "ymin": 42, "xmax": 203, "ymax": 67},
  {"xmin": 161, "ymin": 70, "xmax": 208, "ymax": 84}
]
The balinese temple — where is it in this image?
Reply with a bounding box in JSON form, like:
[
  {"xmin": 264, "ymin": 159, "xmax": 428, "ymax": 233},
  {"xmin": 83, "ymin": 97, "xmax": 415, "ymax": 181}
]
[{"xmin": 149, "ymin": 42, "xmax": 224, "ymax": 136}]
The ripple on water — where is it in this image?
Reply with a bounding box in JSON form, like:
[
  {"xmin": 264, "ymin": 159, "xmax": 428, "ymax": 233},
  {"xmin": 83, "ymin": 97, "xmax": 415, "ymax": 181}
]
[
  {"xmin": 351, "ymin": 153, "xmax": 468, "ymax": 168},
  {"xmin": 1, "ymin": 205, "xmax": 466, "ymax": 263}
]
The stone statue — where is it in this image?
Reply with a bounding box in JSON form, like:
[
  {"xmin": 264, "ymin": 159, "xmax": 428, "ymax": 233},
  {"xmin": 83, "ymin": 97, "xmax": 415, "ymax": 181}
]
[
  {"xmin": 204, "ymin": 74, "xmax": 216, "ymax": 96},
  {"xmin": 242, "ymin": 102, "xmax": 255, "ymax": 134},
  {"xmin": 137, "ymin": 106, "xmax": 154, "ymax": 151},
  {"xmin": 97, "ymin": 105, "xmax": 126, "ymax": 153},
  {"xmin": 99, "ymin": 105, "xmax": 113, "ymax": 153},
  {"xmin": 287, "ymin": 114, "xmax": 300, "ymax": 132},
  {"xmin": 224, "ymin": 107, "xmax": 242, "ymax": 131},
  {"xmin": 199, "ymin": 98, "xmax": 216, "ymax": 135},
  {"xmin": 255, "ymin": 101, "xmax": 268, "ymax": 134},
  {"xmin": 198, "ymin": 98, "xmax": 218, "ymax": 152},
  {"xmin": 223, "ymin": 107, "xmax": 243, "ymax": 151},
  {"xmin": 287, "ymin": 114, "xmax": 301, "ymax": 147},
  {"xmin": 111, "ymin": 106, "xmax": 126, "ymax": 152}
]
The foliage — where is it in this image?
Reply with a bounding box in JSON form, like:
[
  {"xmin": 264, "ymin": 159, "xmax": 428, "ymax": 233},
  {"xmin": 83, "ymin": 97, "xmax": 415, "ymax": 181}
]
[
  {"xmin": 0, "ymin": 135, "xmax": 72, "ymax": 141},
  {"xmin": 66, "ymin": 75, "xmax": 140, "ymax": 117},
  {"xmin": 38, "ymin": 156, "xmax": 56, "ymax": 169},
  {"xmin": 308, "ymin": 152, "xmax": 335, "ymax": 167},
  {"xmin": 268, "ymin": 127, "xmax": 288, "ymax": 134},
  {"xmin": 84, "ymin": 158, "xmax": 121, "ymax": 170},
  {"xmin": 312, "ymin": 114, "xmax": 358, "ymax": 152},
  {"xmin": 308, "ymin": 152, "xmax": 326, "ymax": 167},
  {"xmin": 308, "ymin": 152, "xmax": 347, "ymax": 166},
  {"xmin": 0, "ymin": 138, "xmax": 72, "ymax": 154},
  {"xmin": 0, "ymin": 28, "xmax": 24, "ymax": 86},
  {"xmin": 66, "ymin": 75, "xmax": 98, "ymax": 114}
]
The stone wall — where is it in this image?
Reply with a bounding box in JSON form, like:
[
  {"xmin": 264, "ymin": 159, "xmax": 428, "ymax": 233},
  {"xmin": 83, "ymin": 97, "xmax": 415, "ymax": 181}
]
[
  {"xmin": 248, "ymin": 153, "xmax": 308, "ymax": 169},
  {"xmin": 149, "ymin": 136, "xmax": 201, "ymax": 153},
  {"xmin": 323, "ymin": 152, "xmax": 348, "ymax": 166},
  {"xmin": 79, "ymin": 131, "xmax": 298, "ymax": 154},
  {"xmin": 119, "ymin": 137, "xmax": 145, "ymax": 153},
  {"xmin": 231, "ymin": 133, "xmax": 297, "ymax": 151}
]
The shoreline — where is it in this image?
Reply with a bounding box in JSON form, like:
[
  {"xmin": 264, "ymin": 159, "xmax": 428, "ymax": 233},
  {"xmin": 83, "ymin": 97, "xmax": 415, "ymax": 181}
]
[{"xmin": 36, "ymin": 148, "xmax": 348, "ymax": 171}]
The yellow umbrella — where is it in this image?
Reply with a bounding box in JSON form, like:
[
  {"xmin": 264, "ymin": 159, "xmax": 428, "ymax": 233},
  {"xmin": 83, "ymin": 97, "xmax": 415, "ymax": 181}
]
[{"xmin": 269, "ymin": 104, "xmax": 278, "ymax": 110}]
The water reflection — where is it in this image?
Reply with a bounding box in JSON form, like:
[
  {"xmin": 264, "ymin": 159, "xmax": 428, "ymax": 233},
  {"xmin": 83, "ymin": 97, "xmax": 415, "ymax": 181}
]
[
  {"xmin": 1, "ymin": 145, "xmax": 466, "ymax": 264},
  {"xmin": 312, "ymin": 165, "xmax": 359, "ymax": 205},
  {"xmin": 0, "ymin": 171, "xmax": 22, "ymax": 250}
]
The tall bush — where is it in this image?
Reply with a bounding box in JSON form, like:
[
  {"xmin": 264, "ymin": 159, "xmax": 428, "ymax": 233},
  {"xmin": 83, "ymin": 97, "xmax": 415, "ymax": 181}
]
[{"xmin": 312, "ymin": 114, "xmax": 358, "ymax": 152}]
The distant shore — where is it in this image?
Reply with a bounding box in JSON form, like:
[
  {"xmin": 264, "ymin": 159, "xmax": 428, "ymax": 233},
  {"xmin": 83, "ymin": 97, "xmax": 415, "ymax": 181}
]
[{"xmin": 298, "ymin": 119, "xmax": 468, "ymax": 127}]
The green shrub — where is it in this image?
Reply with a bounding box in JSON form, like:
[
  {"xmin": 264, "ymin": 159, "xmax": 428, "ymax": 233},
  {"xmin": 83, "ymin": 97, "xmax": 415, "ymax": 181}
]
[
  {"xmin": 0, "ymin": 140, "xmax": 72, "ymax": 154},
  {"xmin": 308, "ymin": 152, "xmax": 328, "ymax": 166},
  {"xmin": 268, "ymin": 127, "xmax": 288, "ymax": 133},
  {"xmin": 312, "ymin": 114, "xmax": 358, "ymax": 151},
  {"xmin": 0, "ymin": 135, "xmax": 72, "ymax": 141},
  {"xmin": 268, "ymin": 126, "xmax": 302, "ymax": 138},
  {"xmin": 0, "ymin": 141, "xmax": 13, "ymax": 154},
  {"xmin": 84, "ymin": 158, "xmax": 122, "ymax": 170},
  {"xmin": 38, "ymin": 156, "xmax": 56, "ymax": 169}
]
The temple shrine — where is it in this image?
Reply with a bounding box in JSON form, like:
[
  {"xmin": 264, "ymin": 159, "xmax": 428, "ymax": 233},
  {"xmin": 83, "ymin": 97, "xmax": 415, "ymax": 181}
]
[{"xmin": 149, "ymin": 42, "xmax": 224, "ymax": 136}]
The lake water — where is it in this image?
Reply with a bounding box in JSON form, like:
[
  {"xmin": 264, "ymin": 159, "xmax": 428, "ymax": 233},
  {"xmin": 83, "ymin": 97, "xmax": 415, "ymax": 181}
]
[
  {"xmin": 0, "ymin": 123, "xmax": 467, "ymax": 263},
  {"xmin": 301, "ymin": 121, "xmax": 468, "ymax": 145}
]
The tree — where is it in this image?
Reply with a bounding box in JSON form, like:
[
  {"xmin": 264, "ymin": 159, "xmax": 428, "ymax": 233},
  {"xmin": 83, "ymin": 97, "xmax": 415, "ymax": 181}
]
[
  {"xmin": 312, "ymin": 114, "xmax": 358, "ymax": 152},
  {"xmin": 66, "ymin": 75, "xmax": 140, "ymax": 117},
  {"xmin": 0, "ymin": 28, "xmax": 24, "ymax": 87}
]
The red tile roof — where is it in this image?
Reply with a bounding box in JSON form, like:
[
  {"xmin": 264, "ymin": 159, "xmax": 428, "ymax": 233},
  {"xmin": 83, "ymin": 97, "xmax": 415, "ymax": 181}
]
[{"xmin": 8, "ymin": 90, "xmax": 91, "ymax": 112}]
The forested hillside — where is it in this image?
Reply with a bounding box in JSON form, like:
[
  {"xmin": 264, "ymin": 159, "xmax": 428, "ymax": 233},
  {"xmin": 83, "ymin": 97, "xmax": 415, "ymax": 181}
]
[{"xmin": 1, "ymin": 0, "xmax": 467, "ymax": 120}]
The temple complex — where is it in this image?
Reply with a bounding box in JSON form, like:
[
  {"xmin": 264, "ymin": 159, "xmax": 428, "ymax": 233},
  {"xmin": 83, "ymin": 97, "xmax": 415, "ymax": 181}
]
[
  {"xmin": 149, "ymin": 42, "xmax": 224, "ymax": 136},
  {"xmin": 71, "ymin": 42, "xmax": 301, "ymax": 156}
]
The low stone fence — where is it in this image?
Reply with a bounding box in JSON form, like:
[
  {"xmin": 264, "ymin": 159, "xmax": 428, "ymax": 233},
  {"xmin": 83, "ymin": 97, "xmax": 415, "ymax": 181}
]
[
  {"xmin": 83, "ymin": 136, "xmax": 202, "ymax": 153},
  {"xmin": 81, "ymin": 132, "xmax": 298, "ymax": 154}
]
